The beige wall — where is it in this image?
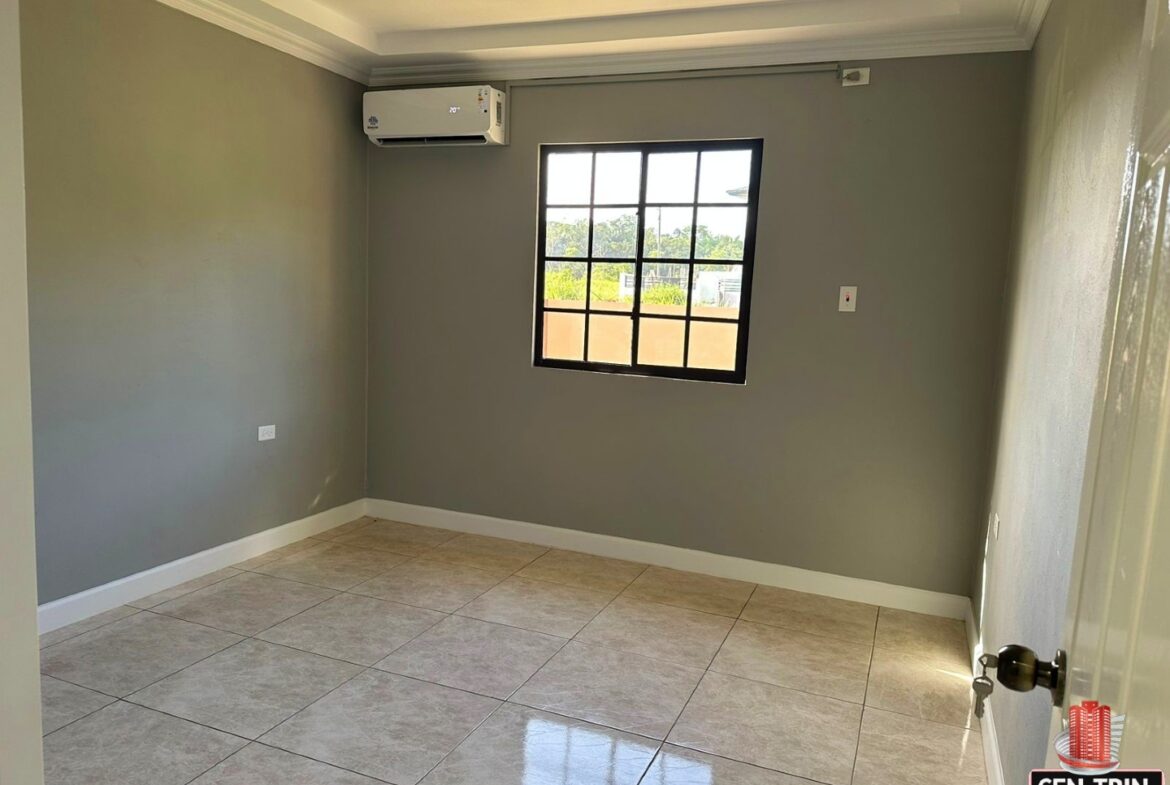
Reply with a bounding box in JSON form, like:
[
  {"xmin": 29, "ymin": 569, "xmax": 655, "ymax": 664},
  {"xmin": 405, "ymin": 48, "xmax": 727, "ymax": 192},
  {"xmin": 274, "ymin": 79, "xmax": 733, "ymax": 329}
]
[
  {"xmin": 367, "ymin": 53, "xmax": 1028, "ymax": 596},
  {"xmin": 974, "ymin": 0, "xmax": 1146, "ymax": 778},
  {"xmin": 21, "ymin": 0, "xmax": 370, "ymax": 602},
  {"xmin": 0, "ymin": 0, "xmax": 44, "ymax": 780}
]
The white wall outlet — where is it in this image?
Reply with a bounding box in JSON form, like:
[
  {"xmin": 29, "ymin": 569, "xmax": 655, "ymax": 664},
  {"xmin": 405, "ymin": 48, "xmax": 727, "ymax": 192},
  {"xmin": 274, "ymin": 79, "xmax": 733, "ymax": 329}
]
[
  {"xmin": 838, "ymin": 286, "xmax": 858, "ymax": 312},
  {"xmin": 840, "ymin": 67, "xmax": 870, "ymax": 87},
  {"xmin": 258, "ymin": 424, "xmax": 276, "ymax": 442}
]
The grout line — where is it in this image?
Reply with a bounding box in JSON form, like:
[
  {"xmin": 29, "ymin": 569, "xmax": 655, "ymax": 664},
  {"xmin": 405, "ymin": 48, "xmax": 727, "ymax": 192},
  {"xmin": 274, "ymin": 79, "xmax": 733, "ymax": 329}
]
[
  {"xmin": 38, "ymin": 690, "xmax": 117, "ymax": 739},
  {"xmin": 249, "ymin": 741, "xmax": 398, "ymax": 784},
  {"xmin": 849, "ymin": 609, "xmax": 882, "ymax": 783},
  {"xmin": 180, "ymin": 743, "xmax": 250, "ymax": 785},
  {"xmin": 38, "ymin": 608, "xmax": 145, "ymax": 651}
]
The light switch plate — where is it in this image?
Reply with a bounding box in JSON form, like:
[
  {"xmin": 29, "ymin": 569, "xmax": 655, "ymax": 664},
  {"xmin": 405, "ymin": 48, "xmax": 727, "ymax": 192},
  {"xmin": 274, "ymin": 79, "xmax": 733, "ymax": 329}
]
[
  {"xmin": 258, "ymin": 424, "xmax": 276, "ymax": 441},
  {"xmin": 838, "ymin": 286, "xmax": 858, "ymax": 312}
]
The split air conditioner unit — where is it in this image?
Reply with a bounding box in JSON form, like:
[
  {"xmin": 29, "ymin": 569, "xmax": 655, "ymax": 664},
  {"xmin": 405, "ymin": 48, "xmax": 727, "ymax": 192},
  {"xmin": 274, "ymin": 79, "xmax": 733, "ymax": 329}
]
[{"xmin": 363, "ymin": 85, "xmax": 506, "ymax": 147}]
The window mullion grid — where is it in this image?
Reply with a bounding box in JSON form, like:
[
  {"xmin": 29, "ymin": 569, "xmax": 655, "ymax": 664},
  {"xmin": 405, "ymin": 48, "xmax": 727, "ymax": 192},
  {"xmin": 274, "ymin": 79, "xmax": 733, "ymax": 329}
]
[
  {"xmin": 583, "ymin": 153, "xmax": 597, "ymax": 362},
  {"xmin": 630, "ymin": 148, "xmax": 650, "ymax": 369},
  {"xmin": 682, "ymin": 153, "xmax": 702, "ymax": 368}
]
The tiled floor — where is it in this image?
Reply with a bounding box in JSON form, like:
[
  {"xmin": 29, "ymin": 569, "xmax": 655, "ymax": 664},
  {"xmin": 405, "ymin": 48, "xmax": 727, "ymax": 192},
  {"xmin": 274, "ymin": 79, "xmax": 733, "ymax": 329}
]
[{"xmin": 39, "ymin": 517, "xmax": 987, "ymax": 785}]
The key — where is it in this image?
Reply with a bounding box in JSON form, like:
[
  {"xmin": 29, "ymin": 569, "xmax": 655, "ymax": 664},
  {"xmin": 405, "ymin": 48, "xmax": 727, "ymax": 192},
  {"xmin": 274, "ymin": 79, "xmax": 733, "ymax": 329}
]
[
  {"xmin": 973, "ymin": 674, "xmax": 994, "ymax": 719},
  {"xmin": 972, "ymin": 653, "xmax": 998, "ymax": 720}
]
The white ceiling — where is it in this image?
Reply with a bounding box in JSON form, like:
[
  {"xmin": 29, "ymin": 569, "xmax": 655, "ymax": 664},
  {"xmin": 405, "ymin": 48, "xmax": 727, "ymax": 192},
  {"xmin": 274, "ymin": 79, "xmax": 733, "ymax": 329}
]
[{"xmin": 158, "ymin": 0, "xmax": 1050, "ymax": 85}]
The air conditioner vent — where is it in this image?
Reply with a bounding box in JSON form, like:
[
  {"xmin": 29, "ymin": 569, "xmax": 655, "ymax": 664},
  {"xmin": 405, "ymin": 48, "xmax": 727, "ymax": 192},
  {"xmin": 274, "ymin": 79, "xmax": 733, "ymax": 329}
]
[{"xmin": 373, "ymin": 135, "xmax": 490, "ymax": 147}]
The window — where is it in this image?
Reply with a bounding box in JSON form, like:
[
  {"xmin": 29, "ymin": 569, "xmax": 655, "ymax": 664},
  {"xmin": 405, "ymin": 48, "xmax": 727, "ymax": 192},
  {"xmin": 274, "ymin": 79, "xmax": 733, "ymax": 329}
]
[{"xmin": 535, "ymin": 139, "xmax": 763, "ymax": 384}]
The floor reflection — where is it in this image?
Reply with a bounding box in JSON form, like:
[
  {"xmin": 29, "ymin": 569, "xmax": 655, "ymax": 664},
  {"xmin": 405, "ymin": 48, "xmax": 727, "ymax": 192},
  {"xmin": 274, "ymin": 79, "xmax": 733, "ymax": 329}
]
[{"xmin": 521, "ymin": 713, "xmax": 659, "ymax": 784}]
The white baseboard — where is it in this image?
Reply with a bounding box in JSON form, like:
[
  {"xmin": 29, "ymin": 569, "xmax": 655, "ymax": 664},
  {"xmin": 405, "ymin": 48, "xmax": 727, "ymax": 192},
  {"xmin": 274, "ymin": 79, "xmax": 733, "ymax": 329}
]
[
  {"xmin": 981, "ymin": 699, "xmax": 1006, "ymax": 785},
  {"xmin": 38, "ymin": 495, "xmax": 971, "ymax": 635},
  {"xmin": 37, "ymin": 499, "xmax": 366, "ymax": 633},
  {"xmin": 966, "ymin": 598, "xmax": 981, "ymax": 669},
  {"xmin": 365, "ymin": 498, "xmax": 971, "ymax": 619}
]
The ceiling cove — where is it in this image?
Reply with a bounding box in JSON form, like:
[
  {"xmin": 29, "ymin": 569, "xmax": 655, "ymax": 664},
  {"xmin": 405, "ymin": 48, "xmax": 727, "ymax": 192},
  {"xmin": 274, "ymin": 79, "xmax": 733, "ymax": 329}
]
[{"xmin": 156, "ymin": 0, "xmax": 1051, "ymax": 85}]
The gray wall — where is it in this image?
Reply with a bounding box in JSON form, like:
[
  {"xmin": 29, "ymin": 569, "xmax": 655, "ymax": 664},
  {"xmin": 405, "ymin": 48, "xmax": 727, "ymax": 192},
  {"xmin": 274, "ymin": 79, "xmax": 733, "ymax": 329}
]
[
  {"xmin": 367, "ymin": 54, "xmax": 1027, "ymax": 596},
  {"xmin": 22, "ymin": 0, "xmax": 369, "ymax": 602},
  {"xmin": 974, "ymin": 0, "xmax": 1145, "ymax": 778}
]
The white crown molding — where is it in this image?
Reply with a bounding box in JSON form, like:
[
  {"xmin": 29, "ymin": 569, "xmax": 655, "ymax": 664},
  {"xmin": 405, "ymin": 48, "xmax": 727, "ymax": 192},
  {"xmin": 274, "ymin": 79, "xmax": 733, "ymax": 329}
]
[
  {"xmin": 155, "ymin": 0, "xmax": 371, "ymax": 83},
  {"xmin": 156, "ymin": 0, "xmax": 1045, "ymax": 88},
  {"xmin": 1016, "ymin": 0, "xmax": 1053, "ymax": 46},
  {"xmin": 368, "ymin": 26, "xmax": 1029, "ymax": 86}
]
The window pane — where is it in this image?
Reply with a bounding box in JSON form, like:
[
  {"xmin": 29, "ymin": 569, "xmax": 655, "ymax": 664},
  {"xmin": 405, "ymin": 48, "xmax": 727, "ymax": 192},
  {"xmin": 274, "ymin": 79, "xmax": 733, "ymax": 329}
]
[
  {"xmin": 546, "ymin": 152, "xmax": 592, "ymax": 204},
  {"xmin": 637, "ymin": 318, "xmax": 685, "ymax": 367},
  {"xmin": 545, "ymin": 208, "xmax": 590, "ymax": 257},
  {"xmin": 592, "ymin": 208, "xmax": 637, "ymax": 258},
  {"xmin": 542, "ymin": 312, "xmax": 585, "ymax": 360},
  {"xmin": 543, "ymin": 261, "xmax": 587, "ymax": 309},
  {"xmin": 646, "ymin": 152, "xmax": 697, "ymax": 203},
  {"xmin": 587, "ymin": 314, "xmax": 632, "ymax": 364},
  {"xmin": 698, "ymin": 149, "xmax": 753, "ymax": 203},
  {"xmin": 687, "ymin": 321, "xmax": 738, "ymax": 370},
  {"xmin": 694, "ymin": 207, "xmax": 747, "ymax": 260},
  {"xmin": 590, "ymin": 262, "xmax": 634, "ymax": 311},
  {"xmin": 643, "ymin": 207, "xmax": 693, "ymax": 259},
  {"xmin": 594, "ymin": 152, "xmax": 641, "ymax": 204},
  {"xmin": 690, "ymin": 264, "xmax": 742, "ymax": 319},
  {"xmin": 640, "ymin": 263, "xmax": 690, "ymax": 315}
]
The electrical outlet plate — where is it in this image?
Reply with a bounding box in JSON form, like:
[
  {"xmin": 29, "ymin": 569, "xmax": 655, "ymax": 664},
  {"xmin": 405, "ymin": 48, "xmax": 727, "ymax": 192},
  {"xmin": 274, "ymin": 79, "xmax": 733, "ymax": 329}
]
[
  {"xmin": 258, "ymin": 424, "xmax": 276, "ymax": 441},
  {"xmin": 840, "ymin": 67, "xmax": 870, "ymax": 87}
]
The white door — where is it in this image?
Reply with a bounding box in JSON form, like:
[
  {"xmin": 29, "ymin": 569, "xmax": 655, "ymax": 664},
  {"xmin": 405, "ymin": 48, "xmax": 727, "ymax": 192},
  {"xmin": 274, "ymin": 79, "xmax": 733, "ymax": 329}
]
[{"xmin": 1052, "ymin": 0, "xmax": 1170, "ymax": 767}]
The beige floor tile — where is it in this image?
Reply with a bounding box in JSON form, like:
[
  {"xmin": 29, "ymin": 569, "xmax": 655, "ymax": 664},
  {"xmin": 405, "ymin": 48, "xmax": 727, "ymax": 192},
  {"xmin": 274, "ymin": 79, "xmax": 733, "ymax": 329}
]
[
  {"xmin": 128, "ymin": 568, "xmax": 242, "ymax": 609},
  {"xmin": 351, "ymin": 558, "xmax": 507, "ymax": 612},
  {"xmin": 42, "ymin": 702, "xmax": 245, "ymax": 785},
  {"xmin": 621, "ymin": 567, "xmax": 754, "ymax": 617},
  {"xmin": 576, "ymin": 597, "xmax": 733, "ymax": 669},
  {"xmin": 252, "ymin": 542, "xmax": 409, "ymax": 590},
  {"xmin": 740, "ymin": 586, "xmax": 878, "ymax": 643},
  {"xmin": 512, "ymin": 641, "xmax": 703, "ymax": 740},
  {"xmin": 128, "ymin": 639, "xmax": 361, "ymax": 738},
  {"xmin": 40, "ymin": 612, "xmax": 242, "ymax": 697},
  {"xmin": 333, "ymin": 519, "xmax": 459, "ymax": 556},
  {"xmin": 421, "ymin": 703, "xmax": 659, "ymax": 785},
  {"xmin": 874, "ymin": 608, "xmax": 969, "ymax": 661},
  {"xmin": 516, "ymin": 550, "xmax": 647, "ymax": 593},
  {"xmin": 236, "ymin": 539, "xmax": 322, "ymax": 570},
  {"xmin": 427, "ymin": 533, "xmax": 549, "ymax": 572},
  {"xmin": 40, "ymin": 675, "xmax": 116, "ymax": 735},
  {"xmin": 644, "ymin": 745, "xmax": 819, "ymax": 785},
  {"xmin": 376, "ymin": 615, "xmax": 564, "ymax": 698},
  {"xmin": 853, "ymin": 708, "xmax": 985, "ymax": 785},
  {"xmin": 257, "ymin": 592, "xmax": 445, "ymax": 665},
  {"xmin": 865, "ymin": 647, "xmax": 977, "ymax": 729},
  {"xmin": 668, "ymin": 672, "xmax": 862, "ymax": 785},
  {"xmin": 261, "ymin": 669, "xmax": 500, "ymax": 784},
  {"xmin": 190, "ymin": 743, "xmax": 384, "ymax": 784},
  {"xmin": 312, "ymin": 516, "xmax": 377, "ymax": 541},
  {"xmin": 39, "ymin": 605, "xmax": 139, "ymax": 649},
  {"xmin": 153, "ymin": 572, "xmax": 336, "ymax": 635},
  {"xmin": 457, "ymin": 576, "xmax": 614, "ymax": 637},
  {"xmin": 710, "ymin": 620, "xmax": 871, "ymax": 702}
]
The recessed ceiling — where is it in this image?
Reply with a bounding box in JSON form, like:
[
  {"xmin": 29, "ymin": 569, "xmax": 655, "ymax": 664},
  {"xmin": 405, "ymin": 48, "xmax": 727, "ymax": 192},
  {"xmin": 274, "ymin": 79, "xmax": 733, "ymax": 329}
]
[{"xmin": 158, "ymin": 0, "xmax": 1050, "ymax": 85}]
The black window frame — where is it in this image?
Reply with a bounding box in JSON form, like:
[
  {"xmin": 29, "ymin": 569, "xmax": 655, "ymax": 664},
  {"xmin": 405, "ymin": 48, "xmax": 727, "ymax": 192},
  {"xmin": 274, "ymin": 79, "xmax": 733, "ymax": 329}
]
[{"xmin": 533, "ymin": 139, "xmax": 764, "ymax": 385}]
